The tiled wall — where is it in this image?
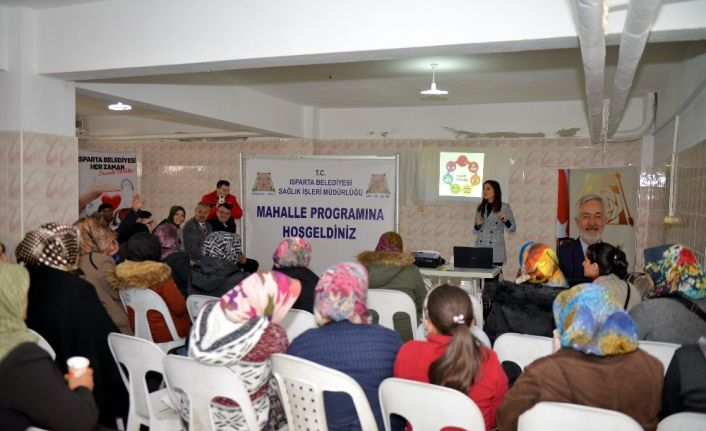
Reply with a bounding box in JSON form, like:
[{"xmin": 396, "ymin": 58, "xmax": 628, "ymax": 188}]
[
  {"xmin": 665, "ymin": 139, "xmax": 706, "ymax": 259},
  {"xmin": 0, "ymin": 130, "xmax": 79, "ymax": 262},
  {"xmin": 81, "ymin": 137, "xmax": 650, "ymax": 276}
]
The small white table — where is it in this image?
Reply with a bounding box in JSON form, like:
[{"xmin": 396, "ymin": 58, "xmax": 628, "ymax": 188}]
[{"xmin": 419, "ymin": 266, "xmax": 501, "ymax": 290}]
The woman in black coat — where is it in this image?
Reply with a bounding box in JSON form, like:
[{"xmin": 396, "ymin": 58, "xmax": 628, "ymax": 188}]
[
  {"xmin": 0, "ymin": 262, "xmax": 100, "ymax": 431},
  {"xmin": 272, "ymin": 237, "xmax": 319, "ymax": 312},
  {"xmin": 15, "ymin": 223, "xmax": 127, "ymax": 427}
]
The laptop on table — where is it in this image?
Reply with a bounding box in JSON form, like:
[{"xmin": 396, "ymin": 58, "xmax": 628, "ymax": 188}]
[{"xmin": 453, "ymin": 246, "xmax": 494, "ymax": 270}]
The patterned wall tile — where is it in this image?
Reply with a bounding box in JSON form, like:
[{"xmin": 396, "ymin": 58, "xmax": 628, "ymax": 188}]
[{"xmin": 77, "ymin": 137, "xmax": 691, "ymax": 276}]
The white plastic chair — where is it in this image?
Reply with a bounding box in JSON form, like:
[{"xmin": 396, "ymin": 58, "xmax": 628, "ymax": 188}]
[
  {"xmin": 280, "ymin": 308, "xmax": 317, "ymax": 341},
  {"xmin": 186, "ymin": 294, "xmax": 217, "ymax": 322},
  {"xmin": 379, "ymin": 377, "xmax": 484, "ymax": 431},
  {"xmin": 119, "ymin": 288, "xmax": 185, "ymax": 353},
  {"xmin": 493, "ymin": 332, "xmax": 553, "ymax": 370},
  {"xmin": 271, "ymin": 353, "xmax": 378, "ymax": 431},
  {"xmin": 163, "ymin": 355, "xmax": 259, "ymax": 431},
  {"xmin": 657, "ymin": 412, "xmax": 706, "ymax": 430},
  {"xmin": 639, "ymin": 340, "xmax": 680, "ymax": 375},
  {"xmin": 28, "ymin": 328, "xmax": 56, "ymax": 360},
  {"xmin": 367, "ymin": 289, "xmax": 420, "ymax": 340},
  {"xmin": 518, "ymin": 402, "xmax": 643, "ymax": 431},
  {"xmin": 107, "ymin": 333, "xmax": 181, "ymax": 431}
]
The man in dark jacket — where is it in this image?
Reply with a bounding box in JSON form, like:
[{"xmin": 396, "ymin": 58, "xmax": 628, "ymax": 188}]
[
  {"xmin": 208, "ymin": 203, "xmax": 237, "ymax": 233},
  {"xmin": 557, "ymin": 194, "xmax": 606, "ymax": 286}
]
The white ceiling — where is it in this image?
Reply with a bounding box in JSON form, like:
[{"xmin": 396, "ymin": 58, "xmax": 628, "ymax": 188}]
[
  {"xmin": 83, "ymin": 43, "xmax": 690, "ymax": 109},
  {"xmin": 0, "ymin": 0, "xmax": 106, "ymax": 9}
]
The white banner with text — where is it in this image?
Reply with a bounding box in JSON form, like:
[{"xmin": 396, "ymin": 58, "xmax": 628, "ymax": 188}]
[{"xmin": 243, "ymin": 156, "xmax": 398, "ymax": 275}]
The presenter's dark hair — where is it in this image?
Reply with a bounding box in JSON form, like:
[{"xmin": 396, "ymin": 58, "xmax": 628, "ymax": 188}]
[
  {"xmin": 586, "ymin": 242, "xmax": 629, "ymax": 279},
  {"xmin": 218, "ymin": 203, "xmax": 233, "ymax": 211},
  {"xmin": 477, "ymin": 180, "xmax": 502, "ymax": 213},
  {"xmin": 427, "ymin": 284, "xmax": 483, "ymax": 393},
  {"xmin": 216, "ymin": 180, "xmax": 230, "ymax": 188}
]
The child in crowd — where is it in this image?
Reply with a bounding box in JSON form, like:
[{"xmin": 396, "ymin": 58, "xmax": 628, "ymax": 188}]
[
  {"xmin": 394, "ymin": 284, "xmax": 508, "ymax": 431},
  {"xmin": 583, "ymin": 242, "xmax": 641, "ymax": 311}
]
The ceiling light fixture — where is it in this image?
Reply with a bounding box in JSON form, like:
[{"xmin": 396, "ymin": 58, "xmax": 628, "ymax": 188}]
[
  {"xmin": 108, "ymin": 102, "xmax": 132, "ymax": 111},
  {"xmin": 420, "ymin": 64, "xmax": 448, "ymax": 95}
]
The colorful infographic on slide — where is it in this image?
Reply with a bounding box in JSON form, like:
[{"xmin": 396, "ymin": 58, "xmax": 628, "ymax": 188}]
[{"xmin": 439, "ymin": 152, "xmax": 485, "ymax": 197}]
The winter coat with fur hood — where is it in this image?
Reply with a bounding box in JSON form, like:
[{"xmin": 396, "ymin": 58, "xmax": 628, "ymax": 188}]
[
  {"xmin": 357, "ymin": 250, "xmax": 426, "ymax": 342},
  {"xmin": 107, "ymin": 260, "xmax": 190, "ymax": 343}
]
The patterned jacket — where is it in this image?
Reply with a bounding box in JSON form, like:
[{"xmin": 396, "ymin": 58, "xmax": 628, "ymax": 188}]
[{"xmin": 473, "ymin": 201, "xmax": 516, "ymax": 264}]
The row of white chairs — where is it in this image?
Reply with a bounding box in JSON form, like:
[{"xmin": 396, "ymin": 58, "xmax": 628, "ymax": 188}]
[
  {"xmin": 105, "ymin": 332, "xmax": 706, "ymax": 431},
  {"xmin": 492, "ymin": 332, "xmax": 681, "ymax": 375},
  {"xmin": 28, "ymin": 326, "xmax": 705, "ymax": 431}
]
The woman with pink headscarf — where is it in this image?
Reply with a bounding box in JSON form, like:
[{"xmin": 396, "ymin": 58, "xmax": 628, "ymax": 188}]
[
  {"xmin": 188, "ymin": 271, "xmax": 301, "ymax": 430},
  {"xmin": 288, "ymin": 262, "xmax": 403, "ymax": 431},
  {"xmin": 272, "ymin": 237, "xmax": 319, "ymax": 313}
]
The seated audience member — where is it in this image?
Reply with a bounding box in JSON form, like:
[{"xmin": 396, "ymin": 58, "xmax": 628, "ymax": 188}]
[
  {"xmin": 557, "ymin": 194, "xmax": 606, "ymax": 286},
  {"xmin": 0, "ymin": 262, "xmax": 100, "ymax": 431},
  {"xmin": 0, "ymin": 241, "xmax": 6, "ymax": 261},
  {"xmin": 272, "ymin": 237, "xmax": 319, "ymax": 312},
  {"xmin": 96, "ymin": 202, "xmax": 114, "ymax": 227},
  {"xmin": 584, "ymin": 242, "xmax": 641, "ymax": 311},
  {"xmin": 107, "ymin": 232, "xmax": 190, "ymax": 343},
  {"xmin": 74, "ymin": 217, "xmax": 132, "ymax": 335},
  {"xmin": 288, "ymin": 262, "xmax": 403, "ymax": 431},
  {"xmin": 116, "ymin": 195, "xmax": 153, "ymax": 243},
  {"xmin": 630, "ymin": 244, "xmax": 706, "ymax": 345},
  {"xmin": 202, "ymin": 179, "xmax": 243, "ymax": 221},
  {"xmin": 182, "ymin": 201, "xmax": 212, "ymax": 263},
  {"xmin": 190, "ymin": 231, "xmax": 249, "ymax": 298},
  {"xmin": 357, "ymin": 231, "xmax": 426, "ymax": 341},
  {"xmin": 208, "ymin": 203, "xmax": 237, "ymax": 233},
  {"xmin": 497, "ymin": 283, "xmax": 663, "ymax": 431},
  {"xmin": 16, "ymin": 223, "xmax": 127, "ymax": 427},
  {"xmin": 155, "ymin": 205, "xmax": 187, "ymax": 248},
  {"xmin": 661, "ymin": 335, "xmax": 706, "ymax": 417},
  {"xmin": 484, "ymin": 241, "xmax": 568, "ymax": 343},
  {"xmin": 394, "ymin": 284, "xmax": 508, "ymax": 430},
  {"xmin": 188, "ymin": 271, "xmax": 300, "ymax": 431},
  {"xmin": 153, "ymin": 223, "xmax": 191, "ymax": 298}
]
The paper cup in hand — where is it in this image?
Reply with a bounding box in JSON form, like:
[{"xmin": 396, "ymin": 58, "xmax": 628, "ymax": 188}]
[{"xmin": 67, "ymin": 356, "xmax": 90, "ymax": 377}]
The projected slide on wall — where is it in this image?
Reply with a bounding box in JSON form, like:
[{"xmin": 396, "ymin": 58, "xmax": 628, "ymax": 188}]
[{"xmin": 439, "ymin": 152, "xmax": 485, "ymax": 197}]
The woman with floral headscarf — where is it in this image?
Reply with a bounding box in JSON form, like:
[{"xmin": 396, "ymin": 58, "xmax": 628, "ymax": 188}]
[
  {"xmin": 483, "ymin": 241, "xmax": 568, "ymax": 343},
  {"xmin": 190, "ymin": 231, "xmax": 249, "ymax": 298},
  {"xmin": 287, "ymin": 262, "xmax": 403, "ymax": 431},
  {"xmin": 188, "ymin": 271, "xmax": 301, "ymax": 430},
  {"xmin": 74, "ymin": 217, "xmax": 132, "ymax": 335},
  {"xmin": 272, "ymin": 237, "xmax": 319, "ymax": 312},
  {"xmin": 630, "ymin": 244, "xmax": 706, "ymax": 345},
  {"xmin": 357, "ymin": 231, "xmax": 426, "ymax": 341},
  {"xmin": 0, "ymin": 262, "xmax": 101, "ymax": 430},
  {"xmin": 16, "ymin": 223, "xmax": 127, "ymax": 427},
  {"xmin": 497, "ymin": 283, "xmax": 663, "ymax": 431}
]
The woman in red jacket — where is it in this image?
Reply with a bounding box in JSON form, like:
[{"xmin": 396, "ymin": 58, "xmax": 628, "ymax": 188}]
[{"xmin": 394, "ymin": 284, "xmax": 508, "ymax": 430}]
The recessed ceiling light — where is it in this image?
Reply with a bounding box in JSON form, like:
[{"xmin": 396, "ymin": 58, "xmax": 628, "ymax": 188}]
[
  {"xmin": 420, "ymin": 64, "xmax": 448, "ymax": 96},
  {"xmin": 108, "ymin": 102, "xmax": 132, "ymax": 111}
]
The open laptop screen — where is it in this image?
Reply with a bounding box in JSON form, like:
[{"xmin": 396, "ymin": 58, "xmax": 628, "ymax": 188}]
[{"xmin": 453, "ymin": 246, "xmax": 494, "ymax": 269}]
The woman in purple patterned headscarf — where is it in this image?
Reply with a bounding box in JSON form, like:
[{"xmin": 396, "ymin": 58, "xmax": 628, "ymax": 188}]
[
  {"xmin": 288, "ymin": 262, "xmax": 403, "ymax": 431},
  {"xmin": 272, "ymin": 237, "xmax": 319, "ymax": 312}
]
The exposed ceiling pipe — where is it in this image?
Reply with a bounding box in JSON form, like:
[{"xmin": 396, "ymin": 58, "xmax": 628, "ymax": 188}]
[
  {"xmin": 610, "ymin": 92, "xmax": 656, "ymax": 142},
  {"xmin": 575, "ymin": 0, "xmax": 608, "ymax": 143},
  {"xmin": 607, "ymin": 0, "xmax": 661, "ymax": 137}
]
